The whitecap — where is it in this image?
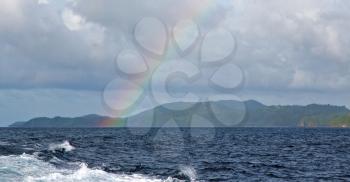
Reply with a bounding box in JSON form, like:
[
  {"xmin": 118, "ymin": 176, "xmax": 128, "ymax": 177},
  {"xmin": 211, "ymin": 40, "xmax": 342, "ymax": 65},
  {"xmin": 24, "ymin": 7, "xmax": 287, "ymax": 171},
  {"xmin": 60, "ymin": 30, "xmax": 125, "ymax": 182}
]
[
  {"xmin": 48, "ymin": 140, "xmax": 75, "ymax": 152},
  {"xmin": 179, "ymin": 165, "xmax": 197, "ymax": 182},
  {"xmin": 0, "ymin": 154, "xmax": 175, "ymax": 182}
]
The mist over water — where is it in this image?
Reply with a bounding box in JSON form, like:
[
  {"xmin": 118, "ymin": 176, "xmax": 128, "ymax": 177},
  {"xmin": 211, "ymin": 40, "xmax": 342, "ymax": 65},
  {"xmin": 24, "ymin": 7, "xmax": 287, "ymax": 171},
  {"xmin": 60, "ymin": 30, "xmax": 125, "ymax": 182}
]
[{"xmin": 1, "ymin": 128, "xmax": 350, "ymax": 181}]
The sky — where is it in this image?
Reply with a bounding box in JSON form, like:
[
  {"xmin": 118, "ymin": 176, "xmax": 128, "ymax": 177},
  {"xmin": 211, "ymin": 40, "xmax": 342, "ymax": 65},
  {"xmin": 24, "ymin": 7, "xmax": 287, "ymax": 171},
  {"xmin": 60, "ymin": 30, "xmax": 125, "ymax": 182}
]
[{"xmin": 1, "ymin": 0, "xmax": 350, "ymax": 126}]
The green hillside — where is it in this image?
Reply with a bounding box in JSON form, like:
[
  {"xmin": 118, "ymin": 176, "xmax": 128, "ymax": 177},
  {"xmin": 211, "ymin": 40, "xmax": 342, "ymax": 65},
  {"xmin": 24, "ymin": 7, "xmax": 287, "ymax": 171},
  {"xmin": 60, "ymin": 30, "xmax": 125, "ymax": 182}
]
[{"xmin": 329, "ymin": 114, "xmax": 350, "ymax": 127}]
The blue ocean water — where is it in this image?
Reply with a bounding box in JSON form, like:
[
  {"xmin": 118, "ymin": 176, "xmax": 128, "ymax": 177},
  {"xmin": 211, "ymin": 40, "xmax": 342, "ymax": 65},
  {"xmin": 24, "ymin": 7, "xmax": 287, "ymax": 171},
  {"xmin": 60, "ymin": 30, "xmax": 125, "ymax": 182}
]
[{"xmin": 0, "ymin": 128, "xmax": 350, "ymax": 181}]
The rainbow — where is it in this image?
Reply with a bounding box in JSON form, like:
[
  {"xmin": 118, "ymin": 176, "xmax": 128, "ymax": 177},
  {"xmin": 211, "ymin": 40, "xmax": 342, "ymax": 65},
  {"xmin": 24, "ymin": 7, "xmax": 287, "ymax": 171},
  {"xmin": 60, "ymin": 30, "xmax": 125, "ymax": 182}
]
[{"xmin": 99, "ymin": 0, "xmax": 225, "ymax": 127}]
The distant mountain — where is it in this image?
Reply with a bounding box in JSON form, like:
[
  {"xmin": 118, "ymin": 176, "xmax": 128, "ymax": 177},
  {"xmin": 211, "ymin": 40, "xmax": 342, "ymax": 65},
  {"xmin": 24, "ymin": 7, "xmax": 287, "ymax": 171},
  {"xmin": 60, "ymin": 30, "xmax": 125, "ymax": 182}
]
[
  {"xmin": 9, "ymin": 100, "xmax": 350, "ymax": 128},
  {"xmin": 10, "ymin": 114, "xmax": 112, "ymax": 128}
]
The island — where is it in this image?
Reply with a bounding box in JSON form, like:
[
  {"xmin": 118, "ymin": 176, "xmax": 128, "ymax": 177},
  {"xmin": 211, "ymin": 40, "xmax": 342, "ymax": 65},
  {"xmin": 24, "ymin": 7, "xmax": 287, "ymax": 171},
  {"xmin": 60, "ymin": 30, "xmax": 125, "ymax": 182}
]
[{"xmin": 9, "ymin": 100, "xmax": 350, "ymax": 128}]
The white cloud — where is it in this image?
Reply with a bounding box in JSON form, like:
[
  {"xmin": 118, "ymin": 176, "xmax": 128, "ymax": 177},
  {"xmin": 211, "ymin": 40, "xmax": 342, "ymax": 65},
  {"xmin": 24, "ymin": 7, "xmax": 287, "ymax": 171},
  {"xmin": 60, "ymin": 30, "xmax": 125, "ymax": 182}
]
[
  {"xmin": 0, "ymin": 1, "xmax": 117, "ymax": 90},
  {"xmin": 37, "ymin": 0, "xmax": 49, "ymax": 5},
  {"xmin": 62, "ymin": 8, "xmax": 85, "ymax": 31},
  {"xmin": 222, "ymin": 0, "xmax": 350, "ymax": 91},
  {"xmin": 1, "ymin": 0, "xmax": 350, "ymax": 93},
  {"xmin": 0, "ymin": 0, "xmax": 24, "ymax": 29}
]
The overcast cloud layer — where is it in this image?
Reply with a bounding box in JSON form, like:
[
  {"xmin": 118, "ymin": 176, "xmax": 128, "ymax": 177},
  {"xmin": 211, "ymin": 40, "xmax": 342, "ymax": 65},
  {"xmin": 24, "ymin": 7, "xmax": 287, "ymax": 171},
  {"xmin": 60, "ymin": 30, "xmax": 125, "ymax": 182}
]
[{"xmin": 1, "ymin": 0, "xmax": 350, "ymax": 126}]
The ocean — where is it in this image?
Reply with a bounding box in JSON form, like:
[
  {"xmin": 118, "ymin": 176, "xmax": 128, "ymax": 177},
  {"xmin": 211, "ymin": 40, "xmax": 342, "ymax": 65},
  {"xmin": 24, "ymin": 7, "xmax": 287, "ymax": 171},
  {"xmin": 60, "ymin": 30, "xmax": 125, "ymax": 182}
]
[{"xmin": 0, "ymin": 128, "xmax": 349, "ymax": 181}]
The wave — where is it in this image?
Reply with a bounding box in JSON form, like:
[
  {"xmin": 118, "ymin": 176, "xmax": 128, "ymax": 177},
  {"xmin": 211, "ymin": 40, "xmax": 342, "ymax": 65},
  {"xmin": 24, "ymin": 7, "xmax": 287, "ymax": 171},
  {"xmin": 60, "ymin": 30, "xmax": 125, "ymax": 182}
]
[
  {"xmin": 48, "ymin": 140, "xmax": 75, "ymax": 153},
  {"xmin": 0, "ymin": 154, "xmax": 177, "ymax": 182},
  {"xmin": 179, "ymin": 165, "xmax": 197, "ymax": 181}
]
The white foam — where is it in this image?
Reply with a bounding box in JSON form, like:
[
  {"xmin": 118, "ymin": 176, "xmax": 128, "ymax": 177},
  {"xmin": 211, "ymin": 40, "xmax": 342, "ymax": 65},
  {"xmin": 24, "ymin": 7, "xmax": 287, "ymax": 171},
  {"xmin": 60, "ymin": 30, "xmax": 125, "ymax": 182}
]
[
  {"xmin": 0, "ymin": 154, "xmax": 171, "ymax": 182},
  {"xmin": 48, "ymin": 140, "xmax": 75, "ymax": 152},
  {"xmin": 179, "ymin": 165, "xmax": 197, "ymax": 182}
]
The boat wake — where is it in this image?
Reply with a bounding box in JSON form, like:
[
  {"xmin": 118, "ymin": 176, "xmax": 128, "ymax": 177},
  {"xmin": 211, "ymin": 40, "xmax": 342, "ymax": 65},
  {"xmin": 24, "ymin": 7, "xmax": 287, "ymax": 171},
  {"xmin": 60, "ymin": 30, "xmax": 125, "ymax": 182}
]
[
  {"xmin": 0, "ymin": 139, "xmax": 200, "ymax": 182},
  {"xmin": 0, "ymin": 153, "xmax": 179, "ymax": 182}
]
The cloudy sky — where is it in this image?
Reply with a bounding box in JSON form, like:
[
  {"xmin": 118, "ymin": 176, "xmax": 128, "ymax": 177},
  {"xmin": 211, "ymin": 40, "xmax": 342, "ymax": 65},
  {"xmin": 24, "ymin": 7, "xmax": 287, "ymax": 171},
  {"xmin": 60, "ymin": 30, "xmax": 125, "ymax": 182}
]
[{"xmin": 1, "ymin": 0, "xmax": 350, "ymax": 126}]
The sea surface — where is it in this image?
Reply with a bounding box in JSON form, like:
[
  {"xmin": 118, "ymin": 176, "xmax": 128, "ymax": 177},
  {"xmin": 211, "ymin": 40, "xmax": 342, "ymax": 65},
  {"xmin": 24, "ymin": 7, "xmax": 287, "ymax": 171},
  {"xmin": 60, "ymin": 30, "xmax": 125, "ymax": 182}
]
[{"xmin": 0, "ymin": 128, "xmax": 350, "ymax": 181}]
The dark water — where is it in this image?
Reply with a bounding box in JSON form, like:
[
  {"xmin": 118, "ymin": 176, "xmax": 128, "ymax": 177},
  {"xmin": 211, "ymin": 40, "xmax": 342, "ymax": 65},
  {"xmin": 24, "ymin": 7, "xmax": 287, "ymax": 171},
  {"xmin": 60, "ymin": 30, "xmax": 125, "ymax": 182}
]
[{"xmin": 0, "ymin": 128, "xmax": 350, "ymax": 181}]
